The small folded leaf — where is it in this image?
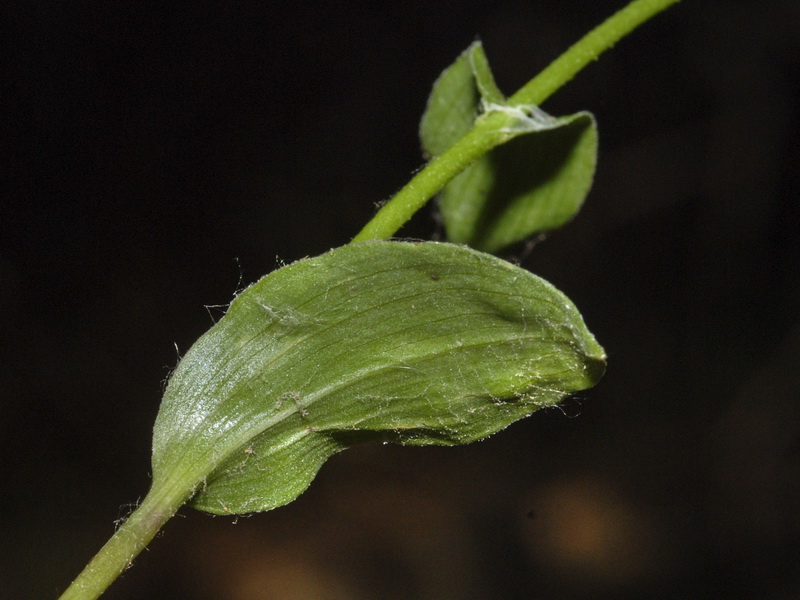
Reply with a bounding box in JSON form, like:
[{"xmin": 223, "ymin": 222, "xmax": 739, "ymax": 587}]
[
  {"xmin": 438, "ymin": 111, "xmax": 597, "ymax": 253},
  {"xmin": 419, "ymin": 41, "xmax": 483, "ymax": 159},
  {"xmin": 420, "ymin": 43, "xmax": 598, "ymax": 254},
  {"xmin": 151, "ymin": 241, "xmax": 605, "ymax": 515}
]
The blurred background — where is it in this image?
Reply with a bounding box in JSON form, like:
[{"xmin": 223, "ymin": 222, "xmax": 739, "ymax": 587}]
[{"xmin": 3, "ymin": 1, "xmax": 799, "ymax": 598}]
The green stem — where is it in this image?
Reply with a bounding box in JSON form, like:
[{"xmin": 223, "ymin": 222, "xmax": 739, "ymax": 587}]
[
  {"xmin": 58, "ymin": 482, "xmax": 189, "ymax": 600},
  {"xmin": 351, "ymin": 0, "xmax": 681, "ymax": 243},
  {"xmin": 351, "ymin": 116, "xmax": 507, "ymax": 243},
  {"xmin": 511, "ymin": 0, "xmax": 681, "ymax": 106}
]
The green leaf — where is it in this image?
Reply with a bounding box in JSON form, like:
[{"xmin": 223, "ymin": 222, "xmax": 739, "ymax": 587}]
[
  {"xmin": 419, "ymin": 43, "xmax": 598, "ymax": 254},
  {"xmin": 419, "ymin": 42, "xmax": 483, "ymax": 159},
  {"xmin": 151, "ymin": 241, "xmax": 605, "ymax": 515},
  {"xmin": 438, "ymin": 111, "xmax": 597, "ymax": 253}
]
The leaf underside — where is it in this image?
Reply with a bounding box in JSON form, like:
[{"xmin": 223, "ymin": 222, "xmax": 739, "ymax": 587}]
[{"xmin": 152, "ymin": 241, "xmax": 605, "ymax": 515}]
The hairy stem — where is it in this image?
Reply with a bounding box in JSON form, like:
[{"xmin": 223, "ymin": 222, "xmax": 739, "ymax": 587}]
[
  {"xmin": 58, "ymin": 483, "xmax": 189, "ymax": 600},
  {"xmin": 351, "ymin": 0, "xmax": 681, "ymax": 243},
  {"xmin": 511, "ymin": 0, "xmax": 681, "ymax": 106},
  {"xmin": 351, "ymin": 116, "xmax": 508, "ymax": 243}
]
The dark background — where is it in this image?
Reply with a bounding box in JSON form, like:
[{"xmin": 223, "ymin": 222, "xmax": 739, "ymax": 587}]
[{"xmin": 3, "ymin": 1, "xmax": 799, "ymax": 598}]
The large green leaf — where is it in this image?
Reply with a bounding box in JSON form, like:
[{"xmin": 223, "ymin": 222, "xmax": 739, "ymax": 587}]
[
  {"xmin": 151, "ymin": 241, "xmax": 605, "ymax": 515},
  {"xmin": 420, "ymin": 43, "xmax": 598, "ymax": 254}
]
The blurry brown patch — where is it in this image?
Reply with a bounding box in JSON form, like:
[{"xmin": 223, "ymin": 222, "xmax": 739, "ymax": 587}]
[{"xmin": 523, "ymin": 476, "xmax": 666, "ymax": 589}]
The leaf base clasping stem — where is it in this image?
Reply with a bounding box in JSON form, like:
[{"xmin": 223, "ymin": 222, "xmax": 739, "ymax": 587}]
[{"xmin": 351, "ymin": 0, "xmax": 681, "ymax": 243}]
